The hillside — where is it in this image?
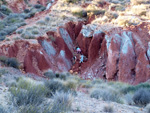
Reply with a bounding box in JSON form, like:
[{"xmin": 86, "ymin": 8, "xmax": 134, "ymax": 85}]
[{"xmin": 0, "ymin": 0, "xmax": 150, "ymax": 113}]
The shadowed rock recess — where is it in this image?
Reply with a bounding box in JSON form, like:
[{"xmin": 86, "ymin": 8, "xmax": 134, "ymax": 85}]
[{"xmin": 0, "ymin": 0, "xmax": 150, "ymax": 85}]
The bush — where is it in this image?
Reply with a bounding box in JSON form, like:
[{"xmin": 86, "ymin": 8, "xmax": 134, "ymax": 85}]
[
  {"xmin": 16, "ymin": 29, "xmax": 23, "ymax": 34},
  {"xmin": 124, "ymin": 93, "xmax": 134, "ymax": 105},
  {"xmin": 10, "ymin": 84, "xmax": 46, "ymax": 106},
  {"xmin": 34, "ymin": 4, "xmax": 43, "ymax": 9},
  {"xmin": 65, "ymin": 0, "xmax": 80, "ymax": 3},
  {"xmin": 56, "ymin": 72, "xmax": 70, "ymax": 80},
  {"xmin": 133, "ymin": 88, "xmax": 150, "ymax": 106},
  {"xmin": 44, "ymin": 79, "xmax": 67, "ymax": 97},
  {"xmin": 51, "ymin": 92, "xmax": 72, "ymax": 113},
  {"xmin": 103, "ymin": 105, "xmax": 114, "ymax": 113},
  {"xmin": 0, "ymin": 105, "xmax": 6, "ymax": 113},
  {"xmin": 0, "ymin": 68, "xmax": 8, "ymax": 77},
  {"xmin": 71, "ymin": 8, "xmax": 87, "ymax": 18},
  {"xmin": 44, "ymin": 70, "xmax": 56, "ymax": 79},
  {"xmin": 0, "ymin": 5, "xmax": 12, "ymax": 15},
  {"xmin": 65, "ymin": 79, "xmax": 77, "ymax": 90},
  {"xmin": 6, "ymin": 58, "xmax": 19, "ymax": 69},
  {"xmin": 90, "ymin": 88, "xmax": 120, "ymax": 102},
  {"xmin": 3, "ymin": 26, "xmax": 18, "ymax": 35},
  {"xmin": 45, "ymin": 17, "xmax": 50, "ymax": 22},
  {"xmin": 21, "ymin": 31, "xmax": 36, "ymax": 39},
  {"xmin": 0, "ymin": 56, "xmax": 7, "ymax": 64},
  {"xmin": 121, "ymin": 83, "xmax": 150, "ymax": 94},
  {"xmin": 31, "ymin": 30, "xmax": 40, "ymax": 35}
]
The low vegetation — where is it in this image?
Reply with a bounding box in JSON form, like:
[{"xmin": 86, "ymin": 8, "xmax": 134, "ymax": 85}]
[
  {"xmin": 0, "ymin": 56, "xmax": 20, "ymax": 69},
  {"xmin": 103, "ymin": 105, "xmax": 114, "ymax": 113},
  {"xmin": 51, "ymin": 92, "xmax": 73, "ymax": 113},
  {"xmin": 133, "ymin": 88, "xmax": 150, "ymax": 106}
]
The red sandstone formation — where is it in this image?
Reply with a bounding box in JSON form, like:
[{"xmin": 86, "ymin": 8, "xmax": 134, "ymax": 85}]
[
  {"xmin": 78, "ymin": 23, "xmax": 150, "ymax": 84},
  {"xmin": 0, "ymin": 0, "xmax": 150, "ymax": 85},
  {"xmin": 0, "ymin": 20, "xmax": 150, "ymax": 84}
]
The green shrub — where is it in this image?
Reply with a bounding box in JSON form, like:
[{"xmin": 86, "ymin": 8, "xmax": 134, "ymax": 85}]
[
  {"xmin": 6, "ymin": 58, "xmax": 19, "ymax": 69},
  {"xmin": 0, "ymin": 36, "xmax": 6, "ymax": 41},
  {"xmin": 91, "ymin": 79, "xmax": 104, "ymax": 85},
  {"xmin": 90, "ymin": 88, "xmax": 120, "ymax": 102},
  {"xmin": 10, "ymin": 84, "xmax": 46, "ymax": 106},
  {"xmin": 0, "ymin": 56, "xmax": 19, "ymax": 68},
  {"xmin": 44, "ymin": 70, "xmax": 56, "ymax": 79},
  {"xmin": 31, "ymin": 30, "xmax": 40, "ymax": 35},
  {"xmin": 133, "ymin": 88, "xmax": 150, "ymax": 106},
  {"xmin": 121, "ymin": 83, "xmax": 150, "ymax": 94},
  {"xmin": 51, "ymin": 92, "xmax": 72, "ymax": 113},
  {"xmin": 16, "ymin": 29, "xmax": 23, "ymax": 34},
  {"xmin": 65, "ymin": 0, "xmax": 80, "ymax": 3},
  {"xmin": 0, "ymin": 105, "xmax": 6, "ymax": 113},
  {"xmin": 56, "ymin": 72, "xmax": 70, "ymax": 80},
  {"xmin": 44, "ymin": 79, "xmax": 67, "ymax": 97},
  {"xmin": 17, "ymin": 77, "xmax": 33, "ymax": 89},
  {"xmin": 0, "ymin": 5, "xmax": 12, "ymax": 15},
  {"xmin": 79, "ymin": 80, "xmax": 93, "ymax": 88},
  {"xmin": 0, "ymin": 56, "xmax": 7, "ymax": 64},
  {"xmin": 0, "ymin": 68, "xmax": 7, "ymax": 77},
  {"xmin": 72, "ymin": 9, "xmax": 87, "ymax": 18},
  {"xmin": 103, "ymin": 105, "xmax": 114, "ymax": 113},
  {"xmin": 124, "ymin": 93, "xmax": 134, "ymax": 105},
  {"xmin": 65, "ymin": 79, "xmax": 77, "ymax": 90}
]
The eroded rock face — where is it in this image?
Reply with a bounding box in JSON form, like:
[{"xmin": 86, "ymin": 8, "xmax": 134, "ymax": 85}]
[
  {"xmin": 78, "ymin": 23, "xmax": 150, "ymax": 84},
  {"xmin": 0, "ymin": 20, "xmax": 150, "ymax": 84}
]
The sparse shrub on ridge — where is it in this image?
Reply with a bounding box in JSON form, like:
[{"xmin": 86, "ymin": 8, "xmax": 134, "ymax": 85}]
[{"xmin": 132, "ymin": 88, "xmax": 150, "ymax": 106}]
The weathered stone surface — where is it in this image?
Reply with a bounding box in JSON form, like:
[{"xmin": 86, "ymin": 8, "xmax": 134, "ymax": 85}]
[
  {"xmin": 0, "ymin": 20, "xmax": 150, "ymax": 84},
  {"xmin": 78, "ymin": 23, "xmax": 150, "ymax": 84}
]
